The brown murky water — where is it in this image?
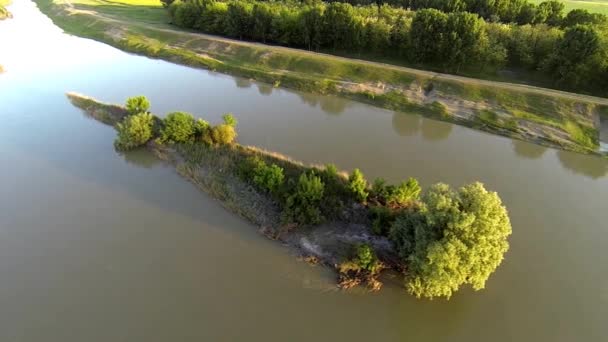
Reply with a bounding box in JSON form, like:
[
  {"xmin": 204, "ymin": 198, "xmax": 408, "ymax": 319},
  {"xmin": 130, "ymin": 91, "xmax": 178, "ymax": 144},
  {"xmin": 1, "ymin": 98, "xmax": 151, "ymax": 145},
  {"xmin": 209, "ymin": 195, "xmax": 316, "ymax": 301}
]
[{"xmin": 1, "ymin": 2, "xmax": 607, "ymax": 341}]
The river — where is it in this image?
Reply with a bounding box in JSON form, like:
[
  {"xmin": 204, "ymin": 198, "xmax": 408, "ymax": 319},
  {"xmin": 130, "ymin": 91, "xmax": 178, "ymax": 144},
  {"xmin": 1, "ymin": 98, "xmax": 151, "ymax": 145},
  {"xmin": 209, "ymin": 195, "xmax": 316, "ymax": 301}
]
[{"xmin": 1, "ymin": 1, "xmax": 607, "ymax": 341}]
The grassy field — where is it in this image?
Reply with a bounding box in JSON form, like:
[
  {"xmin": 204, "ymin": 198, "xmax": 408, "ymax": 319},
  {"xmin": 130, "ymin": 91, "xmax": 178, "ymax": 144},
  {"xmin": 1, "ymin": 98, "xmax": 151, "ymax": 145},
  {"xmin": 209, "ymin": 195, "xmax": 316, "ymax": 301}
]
[
  {"xmin": 34, "ymin": 0, "xmax": 608, "ymax": 156},
  {"xmin": 530, "ymin": 0, "xmax": 608, "ymax": 14}
]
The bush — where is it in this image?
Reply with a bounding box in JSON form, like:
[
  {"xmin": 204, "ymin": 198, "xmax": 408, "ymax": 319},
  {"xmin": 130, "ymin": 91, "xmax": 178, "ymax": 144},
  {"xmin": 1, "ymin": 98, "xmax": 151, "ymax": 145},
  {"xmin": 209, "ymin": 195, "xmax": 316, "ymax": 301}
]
[
  {"xmin": 253, "ymin": 161, "xmax": 285, "ymax": 195},
  {"xmin": 282, "ymin": 172, "xmax": 325, "ymax": 225},
  {"xmin": 354, "ymin": 244, "xmax": 381, "ymax": 273},
  {"xmin": 194, "ymin": 118, "xmax": 210, "ymax": 141},
  {"xmin": 348, "ymin": 168, "xmax": 368, "ymax": 202},
  {"xmin": 125, "ymin": 96, "xmax": 150, "ymax": 115},
  {"xmin": 387, "ymin": 178, "xmax": 421, "ymax": 205},
  {"xmin": 114, "ymin": 112, "xmax": 154, "ymax": 151},
  {"xmin": 371, "ymin": 177, "xmax": 390, "ymax": 199},
  {"xmin": 161, "ymin": 111, "xmax": 196, "ymax": 143},
  {"xmin": 210, "ymin": 124, "xmax": 237, "ymax": 145},
  {"xmin": 370, "ymin": 205, "xmax": 396, "ymax": 236},
  {"xmin": 222, "ymin": 113, "xmax": 238, "ymax": 127},
  {"xmin": 390, "ymin": 182, "xmax": 512, "ymax": 299}
]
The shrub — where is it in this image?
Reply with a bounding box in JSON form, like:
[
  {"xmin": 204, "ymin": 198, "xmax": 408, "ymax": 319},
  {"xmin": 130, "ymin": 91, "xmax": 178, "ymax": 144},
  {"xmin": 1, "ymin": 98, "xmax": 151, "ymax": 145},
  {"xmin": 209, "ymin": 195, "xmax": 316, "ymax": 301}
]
[
  {"xmin": 194, "ymin": 118, "xmax": 211, "ymax": 142},
  {"xmin": 114, "ymin": 112, "xmax": 154, "ymax": 151},
  {"xmin": 354, "ymin": 244, "xmax": 381, "ymax": 273},
  {"xmin": 371, "ymin": 177, "xmax": 390, "ymax": 199},
  {"xmin": 253, "ymin": 161, "xmax": 285, "ymax": 194},
  {"xmin": 390, "ymin": 182, "xmax": 512, "ymax": 299},
  {"xmin": 370, "ymin": 205, "xmax": 396, "ymax": 236},
  {"xmin": 125, "ymin": 96, "xmax": 150, "ymax": 115},
  {"xmin": 222, "ymin": 113, "xmax": 238, "ymax": 127},
  {"xmin": 161, "ymin": 111, "xmax": 196, "ymax": 143},
  {"xmin": 348, "ymin": 168, "xmax": 368, "ymax": 202},
  {"xmin": 282, "ymin": 172, "xmax": 325, "ymax": 225},
  {"xmin": 210, "ymin": 124, "xmax": 237, "ymax": 145},
  {"xmin": 387, "ymin": 178, "xmax": 421, "ymax": 205}
]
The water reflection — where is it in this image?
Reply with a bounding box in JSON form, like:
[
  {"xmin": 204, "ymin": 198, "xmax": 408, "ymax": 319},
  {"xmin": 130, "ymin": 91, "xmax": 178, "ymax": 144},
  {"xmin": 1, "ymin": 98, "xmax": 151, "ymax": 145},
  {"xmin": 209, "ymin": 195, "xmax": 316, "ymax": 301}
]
[
  {"xmin": 392, "ymin": 112, "xmax": 420, "ymax": 137},
  {"xmin": 420, "ymin": 117, "xmax": 453, "ymax": 141},
  {"xmin": 235, "ymin": 78, "xmax": 252, "ymax": 88},
  {"xmin": 298, "ymin": 93, "xmax": 349, "ymax": 115},
  {"xmin": 257, "ymin": 83, "xmax": 273, "ymax": 96},
  {"xmin": 120, "ymin": 148, "xmax": 162, "ymax": 169},
  {"xmin": 557, "ymin": 150, "xmax": 608, "ymax": 179},
  {"xmin": 512, "ymin": 140, "xmax": 547, "ymax": 159}
]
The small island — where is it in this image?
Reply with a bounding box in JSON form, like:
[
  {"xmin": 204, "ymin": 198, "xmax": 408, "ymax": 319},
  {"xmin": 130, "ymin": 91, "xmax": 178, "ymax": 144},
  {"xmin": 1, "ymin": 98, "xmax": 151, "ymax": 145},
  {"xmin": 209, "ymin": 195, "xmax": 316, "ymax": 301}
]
[{"xmin": 68, "ymin": 92, "xmax": 512, "ymax": 299}]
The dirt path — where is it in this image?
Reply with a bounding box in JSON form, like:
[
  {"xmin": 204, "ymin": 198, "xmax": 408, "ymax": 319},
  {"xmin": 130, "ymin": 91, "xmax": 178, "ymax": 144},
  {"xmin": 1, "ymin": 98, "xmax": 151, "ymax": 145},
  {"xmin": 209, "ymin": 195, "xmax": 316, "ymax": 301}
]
[{"xmin": 60, "ymin": 0, "xmax": 608, "ymax": 106}]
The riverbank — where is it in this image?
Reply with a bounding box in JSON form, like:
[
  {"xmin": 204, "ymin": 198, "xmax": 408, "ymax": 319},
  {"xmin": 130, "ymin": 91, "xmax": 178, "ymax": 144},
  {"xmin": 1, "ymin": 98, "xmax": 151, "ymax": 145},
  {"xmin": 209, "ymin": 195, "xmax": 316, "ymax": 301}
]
[{"xmin": 36, "ymin": 0, "xmax": 608, "ymax": 156}]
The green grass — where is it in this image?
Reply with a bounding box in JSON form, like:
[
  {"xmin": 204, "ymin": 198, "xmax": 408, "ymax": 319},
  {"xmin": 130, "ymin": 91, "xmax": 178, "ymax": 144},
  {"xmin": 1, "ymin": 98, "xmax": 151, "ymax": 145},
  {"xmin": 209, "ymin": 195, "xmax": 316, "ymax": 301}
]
[{"xmin": 530, "ymin": 0, "xmax": 608, "ymax": 15}]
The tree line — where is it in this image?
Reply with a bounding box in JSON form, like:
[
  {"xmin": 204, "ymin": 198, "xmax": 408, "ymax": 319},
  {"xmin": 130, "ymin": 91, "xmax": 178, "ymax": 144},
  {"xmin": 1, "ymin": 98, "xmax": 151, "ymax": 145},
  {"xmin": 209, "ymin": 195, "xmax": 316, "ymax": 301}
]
[
  {"xmin": 166, "ymin": 0, "xmax": 608, "ymax": 94},
  {"xmin": 325, "ymin": 0, "xmax": 605, "ymax": 26}
]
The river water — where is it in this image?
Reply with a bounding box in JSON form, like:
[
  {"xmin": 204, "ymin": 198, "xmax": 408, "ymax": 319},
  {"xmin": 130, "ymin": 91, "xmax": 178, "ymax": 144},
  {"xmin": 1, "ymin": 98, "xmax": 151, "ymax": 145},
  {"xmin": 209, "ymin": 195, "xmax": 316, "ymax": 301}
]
[{"xmin": 1, "ymin": 1, "xmax": 607, "ymax": 341}]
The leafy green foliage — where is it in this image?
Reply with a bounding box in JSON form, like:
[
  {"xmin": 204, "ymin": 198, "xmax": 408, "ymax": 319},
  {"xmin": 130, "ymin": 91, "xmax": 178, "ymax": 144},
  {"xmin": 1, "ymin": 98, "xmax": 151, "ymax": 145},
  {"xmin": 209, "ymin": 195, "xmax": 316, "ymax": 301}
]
[
  {"xmin": 125, "ymin": 96, "xmax": 150, "ymax": 115},
  {"xmin": 114, "ymin": 112, "xmax": 154, "ymax": 151},
  {"xmin": 354, "ymin": 244, "xmax": 382, "ymax": 273},
  {"xmin": 194, "ymin": 118, "xmax": 210, "ymax": 140},
  {"xmin": 161, "ymin": 111, "xmax": 196, "ymax": 143},
  {"xmin": 283, "ymin": 172, "xmax": 325, "ymax": 225},
  {"xmin": 210, "ymin": 124, "xmax": 237, "ymax": 145},
  {"xmin": 253, "ymin": 160, "xmax": 285, "ymax": 195},
  {"xmin": 390, "ymin": 182, "xmax": 512, "ymax": 299},
  {"xmin": 168, "ymin": 0, "xmax": 608, "ymax": 95},
  {"xmin": 370, "ymin": 205, "xmax": 396, "ymax": 236},
  {"xmin": 222, "ymin": 113, "xmax": 238, "ymax": 127},
  {"xmin": 348, "ymin": 168, "xmax": 368, "ymax": 202},
  {"xmin": 389, "ymin": 178, "xmax": 422, "ymax": 205}
]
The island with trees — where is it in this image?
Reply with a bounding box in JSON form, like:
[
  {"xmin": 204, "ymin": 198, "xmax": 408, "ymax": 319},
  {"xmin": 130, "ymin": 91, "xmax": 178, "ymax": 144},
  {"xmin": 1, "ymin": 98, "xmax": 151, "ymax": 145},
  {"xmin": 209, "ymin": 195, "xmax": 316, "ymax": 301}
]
[{"xmin": 68, "ymin": 92, "xmax": 512, "ymax": 299}]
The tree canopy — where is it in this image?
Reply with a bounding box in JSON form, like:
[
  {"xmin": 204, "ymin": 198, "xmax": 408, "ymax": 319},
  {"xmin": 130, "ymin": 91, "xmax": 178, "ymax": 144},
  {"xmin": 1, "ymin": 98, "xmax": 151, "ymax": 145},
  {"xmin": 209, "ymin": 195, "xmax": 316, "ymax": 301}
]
[{"xmin": 390, "ymin": 182, "xmax": 512, "ymax": 299}]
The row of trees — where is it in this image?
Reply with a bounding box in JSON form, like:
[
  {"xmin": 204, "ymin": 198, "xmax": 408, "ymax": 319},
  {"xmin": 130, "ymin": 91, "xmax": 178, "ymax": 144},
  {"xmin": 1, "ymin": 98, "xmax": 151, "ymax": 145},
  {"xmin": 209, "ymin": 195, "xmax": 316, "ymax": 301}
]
[
  {"xmin": 329, "ymin": 0, "xmax": 595, "ymax": 26},
  {"xmin": 114, "ymin": 96, "xmax": 238, "ymax": 151},
  {"xmin": 167, "ymin": 0, "xmax": 608, "ymax": 93}
]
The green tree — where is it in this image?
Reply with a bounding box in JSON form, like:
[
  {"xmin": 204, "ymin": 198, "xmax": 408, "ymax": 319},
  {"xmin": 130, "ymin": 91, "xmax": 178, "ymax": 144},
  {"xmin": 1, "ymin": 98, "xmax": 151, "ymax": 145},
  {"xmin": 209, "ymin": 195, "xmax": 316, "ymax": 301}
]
[
  {"xmin": 125, "ymin": 96, "xmax": 150, "ymax": 115},
  {"xmin": 323, "ymin": 2, "xmax": 357, "ymax": 50},
  {"xmin": 252, "ymin": 3, "xmax": 276, "ymax": 43},
  {"xmin": 225, "ymin": 1, "xmax": 253, "ymax": 39},
  {"xmin": 390, "ymin": 182, "xmax": 512, "ymax": 299},
  {"xmin": 283, "ymin": 172, "xmax": 325, "ymax": 225},
  {"xmin": 543, "ymin": 25, "xmax": 601, "ymax": 89},
  {"xmin": 161, "ymin": 111, "xmax": 196, "ymax": 143},
  {"xmin": 444, "ymin": 12, "xmax": 488, "ymax": 72},
  {"xmin": 410, "ymin": 9, "xmax": 449, "ymax": 64},
  {"xmin": 253, "ymin": 162, "xmax": 285, "ymax": 194},
  {"xmin": 222, "ymin": 113, "xmax": 238, "ymax": 127},
  {"xmin": 300, "ymin": 4, "xmax": 325, "ymax": 51},
  {"xmin": 210, "ymin": 124, "xmax": 237, "ymax": 145},
  {"xmin": 114, "ymin": 112, "xmax": 154, "ymax": 151},
  {"xmin": 348, "ymin": 168, "xmax": 368, "ymax": 202},
  {"xmin": 538, "ymin": 0, "xmax": 564, "ymax": 26},
  {"xmin": 387, "ymin": 177, "xmax": 421, "ymax": 205},
  {"xmin": 562, "ymin": 9, "xmax": 606, "ymax": 28}
]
